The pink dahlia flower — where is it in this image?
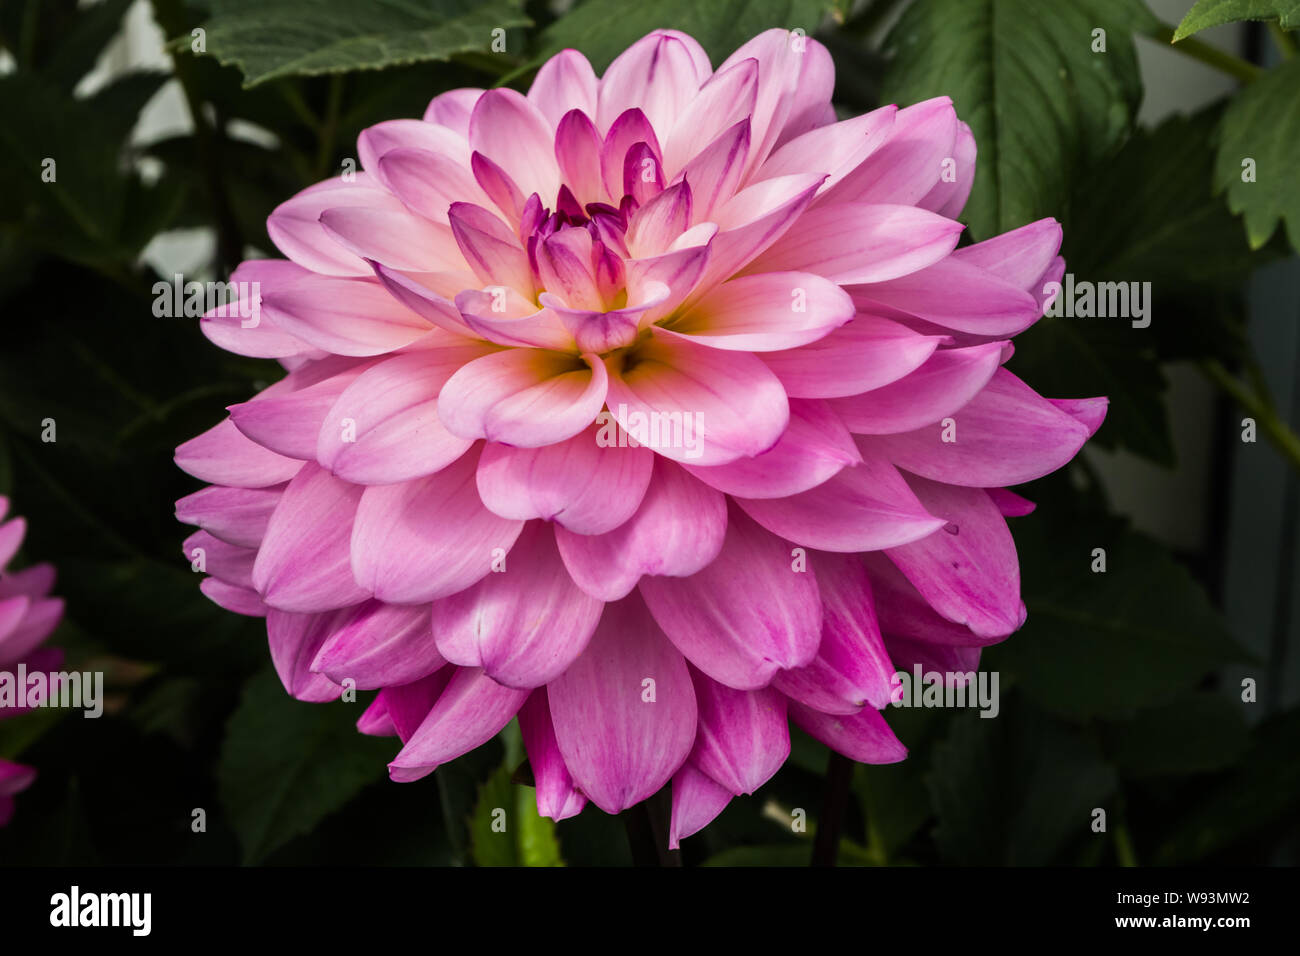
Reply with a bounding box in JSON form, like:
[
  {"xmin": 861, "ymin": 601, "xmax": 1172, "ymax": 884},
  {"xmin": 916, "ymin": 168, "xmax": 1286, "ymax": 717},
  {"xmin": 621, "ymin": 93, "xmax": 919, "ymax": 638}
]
[
  {"xmin": 0, "ymin": 497, "xmax": 65, "ymax": 826},
  {"xmin": 176, "ymin": 29, "xmax": 1104, "ymax": 846}
]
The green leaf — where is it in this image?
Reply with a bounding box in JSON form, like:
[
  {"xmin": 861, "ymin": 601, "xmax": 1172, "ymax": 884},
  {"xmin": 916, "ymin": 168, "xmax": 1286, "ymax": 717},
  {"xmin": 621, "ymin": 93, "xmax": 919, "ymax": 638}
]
[
  {"xmin": 928, "ymin": 703, "xmax": 1118, "ymax": 865},
  {"xmin": 1215, "ymin": 54, "xmax": 1300, "ymax": 252},
  {"xmin": 0, "ymin": 71, "xmax": 172, "ymax": 269},
  {"xmin": 988, "ymin": 510, "xmax": 1248, "ymax": 721},
  {"xmin": 701, "ymin": 843, "xmax": 813, "ymax": 865},
  {"xmin": 42, "ymin": 0, "xmax": 136, "ymax": 91},
  {"xmin": 1154, "ymin": 707, "xmax": 1300, "ymax": 863},
  {"xmin": 529, "ymin": 0, "xmax": 834, "ymax": 73},
  {"xmin": 188, "ymin": 0, "xmax": 532, "ymax": 87},
  {"xmin": 1102, "ymin": 692, "xmax": 1250, "ymax": 778},
  {"xmin": 469, "ymin": 763, "xmax": 565, "ymax": 866},
  {"xmin": 1173, "ymin": 0, "xmax": 1300, "ymax": 41},
  {"xmin": 880, "ymin": 0, "xmax": 1156, "ymax": 239},
  {"xmin": 218, "ymin": 668, "xmax": 393, "ymax": 864}
]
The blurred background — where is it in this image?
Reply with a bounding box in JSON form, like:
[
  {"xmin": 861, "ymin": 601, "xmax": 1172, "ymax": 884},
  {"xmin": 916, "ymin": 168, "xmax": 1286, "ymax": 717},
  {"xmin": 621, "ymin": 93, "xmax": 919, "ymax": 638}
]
[{"xmin": 0, "ymin": 0, "xmax": 1296, "ymax": 866}]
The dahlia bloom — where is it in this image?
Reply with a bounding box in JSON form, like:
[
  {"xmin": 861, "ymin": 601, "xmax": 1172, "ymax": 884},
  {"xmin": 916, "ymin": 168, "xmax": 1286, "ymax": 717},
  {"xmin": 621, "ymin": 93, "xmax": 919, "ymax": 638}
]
[
  {"xmin": 0, "ymin": 497, "xmax": 65, "ymax": 826},
  {"xmin": 176, "ymin": 29, "xmax": 1104, "ymax": 847}
]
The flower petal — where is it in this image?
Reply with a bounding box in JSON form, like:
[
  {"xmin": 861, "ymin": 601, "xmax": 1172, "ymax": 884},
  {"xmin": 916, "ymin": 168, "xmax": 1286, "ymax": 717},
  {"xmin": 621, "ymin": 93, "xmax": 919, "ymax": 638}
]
[
  {"xmin": 476, "ymin": 423, "xmax": 654, "ymax": 534},
  {"xmin": 605, "ymin": 330, "xmax": 788, "ymax": 466},
  {"xmin": 548, "ymin": 592, "xmax": 697, "ymax": 813},
  {"xmin": 252, "ymin": 463, "xmax": 370, "ymax": 612},
  {"xmin": 350, "ymin": 447, "xmax": 524, "ymax": 604},
  {"xmin": 640, "ymin": 505, "xmax": 822, "ymax": 689},
  {"xmin": 390, "ymin": 667, "xmax": 529, "ymax": 782},
  {"xmin": 555, "ymin": 458, "xmax": 726, "ymax": 601},
  {"xmin": 438, "ymin": 348, "xmax": 608, "ymax": 448},
  {"xmin": 431, "ymin": 521, "xmax": 603, "ymax": 688}
]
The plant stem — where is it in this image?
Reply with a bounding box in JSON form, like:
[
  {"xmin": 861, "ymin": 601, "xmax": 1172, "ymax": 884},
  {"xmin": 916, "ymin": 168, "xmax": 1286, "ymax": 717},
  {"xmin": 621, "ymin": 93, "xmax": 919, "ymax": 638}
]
[
  {"xmin": 1269, "ymin": 21, "xmax": 1297, "ymax": 59},
  {"xmin": 315, "ymin": 74, "xmax": 344, "ymax": 181},
  {"xmin": 1154, "ymin": 23, "xmax": 1263, "ymax": 83},
  {"xmin": 150, "ymin": 0, "xmax": 243, "ymax": 274},
  {"xmin": 622, "ymin": 789, "xmax": 681, "ymax": 866},
  {"xmin": 811, "ymin": 751, "xmax": 853, "ymax": 866},
  {"xmin": 1200, "ymin": 359, "xmax": 1300, "ymax": 474},
  {"xmin": 1114, "ymin": 821, "xmax": 1138, "ymax": 867}
]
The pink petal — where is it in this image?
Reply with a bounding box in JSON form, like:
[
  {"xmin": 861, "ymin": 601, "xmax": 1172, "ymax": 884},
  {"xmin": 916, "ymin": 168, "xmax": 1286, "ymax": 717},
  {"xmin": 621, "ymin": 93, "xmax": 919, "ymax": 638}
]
[
  {"xmin": 829, "ymin": 342, "xmax": 1005, "ymax": 434},
  {"xmin": 469, "ymin": 89, "xmax": 561, "ymax": 207},
  {"xmin": 261, "ymin": 276, "xmax": 431, "ymax": 357},
  {"xmin": 475, "ymin": 424, "xmax": 654, "ymax": 534},
  {"xmin": 760, "ymin": 106, "xmax": 897, "ymax": 195},
  {"xmin": 199, "ymin": 259, "xmax": 313, "ymax": 359},
  {"xmin": 251, "ymin": 463, "xmax": 370, "ymax": 612},
  {"xmin": 530, "ymin": 50, "xmax": 599, "ymax": 127},
  {"xmin": 919, "ymin": 119, "xmax": 976, "ymax": 219},
  {"xmin": 390, "ymin": 667, "xmax": 530, "ymax": 782},
  {"xmin": 662, "ymin": 57, "xmax": 759, "ymax": 176},
  {"xmin": 554, "ymin": 109, "xmax": 607, "ymax": 204},
  {"xmin": 772, "ymin": 551, "xmax": 896, "ymax": 714},
  {"xmin": 378, "ymin": 147, "xmax": 488, "ymax": 224},
  {"xmin": 736, "ymin": 445, "xmax": 944, "ymax": 552},
  {"xmin": 423, "ymin": 88, "xmax": 483, "ymax": 132},
  {"xmin": 555, "ymin": 458, "xmax": 726, "ymax": 601},
  {"xmin": 447, "ymin": 201, "xmax": 534, "ymax": 294},
  {"xmin": 175, "ymin": 484, "xmax": 284, "ymax": 548},
  {"xmin": 358, "ymin": 118, "xmax": 469, "ymax": 176},
  {"xmin": 675, "ymin": 119, "xmax": 750, "ymax": 223},
  {"xmin": 200, "ymin": 578, "xmax": 266, "ymax": 617},
  {"xmin": 669, "ymin": 763, "xmax": 732, "ymax": 849},
  {"xmin": 182, "ymin": 530, "xmax": 255, "ymax": 589},
  {"xmin": 175, "ymin": 417, "xmax": 301, "ymax": 488},
  {"xmin": 319, "ymin": 204, "xmax": 464, "ymax": 274},
  {"xmin": 951, "ymin": 218, "xmax": 1063, "ymax": 290},
  {"xmin": 885, "ymin": 479, "xmax": 1024, "ymax": 639},
  {"xmin": 228, "ymin": 365, "xmax": 370, "ymax": 461},
  {"xmin": 868, "ymin": 369, "xmax": 1102, "ymax": 486},
  {"xmin": 605, "ymin": 330, "xmax": 788, "ymax": 466},
  {"xmin": 311, "ymin": 600, "xmax": 444, "ymax": 689},
  {"xmin": 696, "ymin": 172, "xmax": 824, "ymax": 291},
  {"xmin": 662, "ymin": 271, "xmax": 853, "ymax": 351},
  {"xmin": 518, "ymin": 688, "xmax": 588, "ymax": 821},
  {"xmin": 745, "ymin": 202, "xmax": 963, "ymax": 284},
  {"xmin": 682, "ymin": 398, "xmax": 859, "ymax": 498},
  {"xmin": 350, "ymin": 447, "xmax": 524, "ymax": 604},
  {"xmin": 849, "ymin": 257, "xmax": 1042, "ymax": 337},
  {"xmin": 821, "ymin": 96, "xmax": 957, "ymax": 207},
  {"xmin": 597, "ymin": 31, "xmax": 710, "ymax": 136},
  {"xmin": 438, "ymin": 348, "xmax": 608, "ymax": 447},
  {"xmin": 431, "ymin": 521, "xmax": 603, "ymax": 688},
  {"xmin": 787, "ymin": 700, "xmax": 907, "ymax": 763},
  {"xmin": 760, "ymin": 313, "xmax": 943, "ymax": 399},
  {"xmin": 317, "ymin": 350, "xmax": 486, "ymax": 484},
  {"xmin": 864, "ymin": 551, "xmax": 1005, "ymax": 647},
  {"xmin": 267, "ymin": 175, "xmax": 391, "ymax": 276},
  {"xmin": 639, "ymin": 505, "xmax": 822, "ymax": 690},
  {"xmin": 266, "ymin": 608, "xmax": 347, "ymax": 702},
  {"xmin": 688, "ymin": 669, "xmax": 789, "ymax": 794},
  {"xmin": 548, "ymin": 592, "xmax": 697, "ymax": 813}
]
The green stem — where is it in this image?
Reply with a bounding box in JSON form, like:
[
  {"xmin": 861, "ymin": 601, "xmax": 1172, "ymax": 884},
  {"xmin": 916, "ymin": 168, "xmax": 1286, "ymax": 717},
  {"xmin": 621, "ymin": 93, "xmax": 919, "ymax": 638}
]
[
  {"xmin": 1114, "ymin": 821, "xmax": 1138, "ymax": 867},
  {"xmin": 314, "ymin": 74, "xmax": 344, "ymax": 181},
  {"xmin": 1154, "ymin": 23, "xmax": 1263, "ymax": 83},
  {"xmin": 1269, "ymin": 21, "xmax": 1297, "ymax": 59},
  {"xmin": 1200, "ymin": 359, "xmax": 1300, "ymax": 474}
]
